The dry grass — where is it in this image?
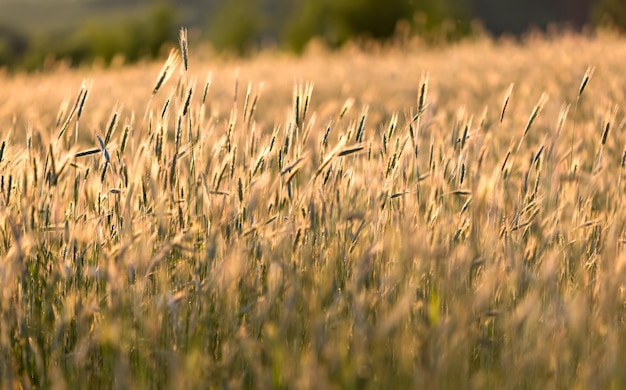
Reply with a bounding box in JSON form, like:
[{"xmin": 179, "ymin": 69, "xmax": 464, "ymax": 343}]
[{"xmin": 2, "ymin": 31, "xmax": 626, "ymax": 388}]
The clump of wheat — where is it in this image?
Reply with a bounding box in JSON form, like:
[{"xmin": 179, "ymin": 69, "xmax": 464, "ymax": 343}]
[{"xmin": 1, "ymin": 31, "xmax": 626, "ymax": 389}]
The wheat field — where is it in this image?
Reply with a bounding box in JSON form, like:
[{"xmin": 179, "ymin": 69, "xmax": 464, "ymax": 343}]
[{"xmin": 2, "ymin": 31, "xmax": 626, "ymax": 388}]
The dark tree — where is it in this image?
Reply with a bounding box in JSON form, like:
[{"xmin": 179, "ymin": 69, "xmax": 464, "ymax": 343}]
[{"xmin": 594, "ymin": 0, "xmax": 626, "ymax": 31}]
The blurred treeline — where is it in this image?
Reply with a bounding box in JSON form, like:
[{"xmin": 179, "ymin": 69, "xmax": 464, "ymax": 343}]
[{"xmin": 0, "ymin": 0, "xmax": 623, "ymax": 71}]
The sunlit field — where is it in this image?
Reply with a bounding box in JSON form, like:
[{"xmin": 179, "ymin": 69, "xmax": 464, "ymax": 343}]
[{"xmin": 2, "ymin": 31, "xmax": 626, "ymax": 388}]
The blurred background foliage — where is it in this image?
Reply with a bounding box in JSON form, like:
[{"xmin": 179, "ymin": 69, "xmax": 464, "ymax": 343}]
[{"xmin": 0, "ymin": 0, "xmax": 622, "ymax": 71}]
